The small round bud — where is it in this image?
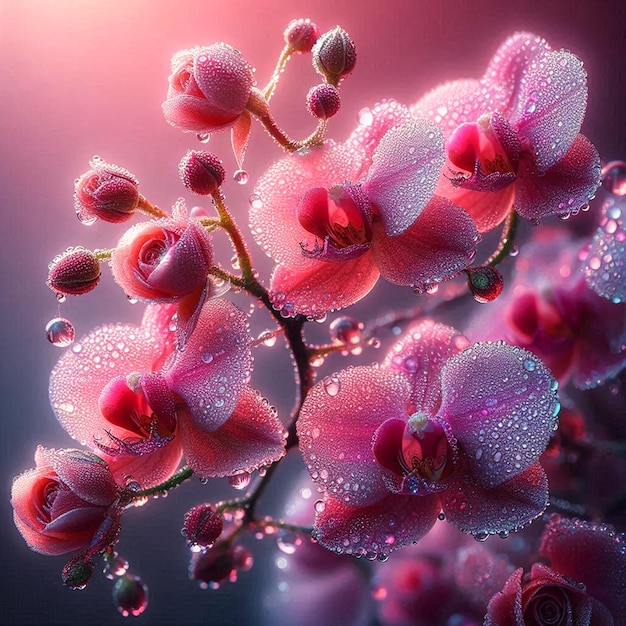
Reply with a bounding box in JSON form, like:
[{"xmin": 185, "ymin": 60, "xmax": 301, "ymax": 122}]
[
  {"xmin": 312, "ymin": 26, "xmax": 356, "ymax": 85},
  {"xmin": 179, "ymin": 150, "xmax": 226, "ymax": 195},
  {"xmin": 182, "ymin": 504, "xmax": 223, "ymax": 549},
  {"xmin": 62, "ymin": 555, "xmax": 94, "ymax": 590},
  {"xmin": 47, "ymin": 247, "xmax": 101, "ymax": 296},
  {"xmin": 306, "ymin": 83, "xmax": 341, "ymax": 119},
  {"xmin": 112, "ymin": 575, "xmax": 149, "ymax": 617},
  {"xmin": 284, "ymin": 19, "xmax": 320, "ymax": 53},
  {"xmin": 74, "ymin": 157, "xmax": 140, "ymax": 224},
  {"xmin": 466, "ymin": 266, "xmax": 504, "ymax": 303}
]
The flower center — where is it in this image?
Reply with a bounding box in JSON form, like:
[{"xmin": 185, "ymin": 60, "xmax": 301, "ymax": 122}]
[
  {"xmin": 297, "ymin": 183, "xmax": 372, "ymax": 250},
  {"xmin": 524, "ymin": 585, "xmax": 570, "ymax": 626}
]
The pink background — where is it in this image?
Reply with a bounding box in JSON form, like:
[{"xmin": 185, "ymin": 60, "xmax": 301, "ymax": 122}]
[{"xmin": 1, "ymin": 0, "xmax": 625, "ymax": 623}]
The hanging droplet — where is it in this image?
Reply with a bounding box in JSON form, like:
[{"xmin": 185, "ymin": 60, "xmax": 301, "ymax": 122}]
[
  {"xmin": 126, "ymin": 294, "xmax": 138, "ymax": 304},
  {"xmin": 329, "ymin": 316, "xmax": 362, "ymax": 346},
  {"xmin": 257, "ymin": 330, "xmax": 277, "ymax": 347},
  {"xmin": 602, "ymin": 161, "xmax": 626, "ymax": 197},
  {"xmin": 196, "ymin": 132, "xmax": 211, "ymax": 143},
  {"xmin": 103, "ymin": 552, "xmax": 129, "ymax": 580},
  {"xmin": 233, "ymin": 169, "xmax": 249, "ymax": 185},
  {"xmin": 46, "ymin": 317, "xmax": 75, "ymax": 347},
  {"xmin": 55, "ymin": 292, "xmax": 67, "ymax": 303},
  {"xmin": 76, "ymin": 210, "xmax": 97, "ymax": 226},
  {"xmin": 228, "ymin": 472, "xmax": 251, "ymax": 490},
  {"xmin": 112, "ymin": 575, "xmax": 149, "ymax": 617}
]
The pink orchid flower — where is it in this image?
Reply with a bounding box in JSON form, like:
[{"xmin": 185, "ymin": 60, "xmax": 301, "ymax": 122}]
[
  {"xmin": 250, "ymin": 114, "xmax": 479, "ymax": 316},
  {"xmin": 297, "ymin": 320, "xmax": 560, "ymax": 556},
  {"xmin": 412, "ymin": 32, "xmax": 601, "ymax": 232},
  {"xmin": 485, "ymin": 515, "xmax": 626, "ymax": 625},
  {"xmin": 49, "ymin": 299, "xmax": 286, "ymax": 488}
]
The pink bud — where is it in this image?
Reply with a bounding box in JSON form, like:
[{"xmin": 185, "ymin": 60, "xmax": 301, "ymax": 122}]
[
  {"xmin": 312, "ymin": 27, "xmax": 356, "ymax": 85},
  {"xmin": 112, "ymin": 575, "xmax": 149, "ymax": 617},
  {"xmin": 183, "ymin": 504, "xmax": 223, "ymax": 549},
  {"xmin": 306, "ymin": 83, "xmax": 341, "ymax": 119},
  {"xmin": 74, "ymin": 157, "xmax": 140, "ymax": 224},
  {"xmin": 284, "ymin": 19, "xmax": 320, "ymax": 53},
  {"xmin": 47, "ymin": 248, "xmax": 101, "ymax": 296},
  {"xmin": 62, "ymin": 554, "xmax": 94, "ymax": 590},
  {"xmin": 179, "ymin": 150, "xmax": 225, "ymax": 195},
  {"xmin": 466, "ymin": 265, "xmax": 504, "ymax": 302}
]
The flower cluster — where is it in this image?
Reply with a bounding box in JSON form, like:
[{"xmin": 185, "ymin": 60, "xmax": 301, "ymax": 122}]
[{"xmin": 13, "ymin": 21, "xmax": 626, "ymax": 624}]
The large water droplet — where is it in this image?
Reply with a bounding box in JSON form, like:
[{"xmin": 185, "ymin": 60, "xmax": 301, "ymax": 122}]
[
  {"xmin": 602, "ymin": 161, "xmax": 626, "ymax": 197},
  {"xmin": 112, "ymin": 575, "xmax": 149, "ymax": 617},
  {"xmin": 228, "ymin": 472, "xmax": 251, "ymax": 490},
  {"xmin": 76, "ymin": 210, "xmax": 97, "ymax": 226},
  {"xmin": 46, "ymin": 317, "xmax": 75, "ymax": 347},
  {"xmin": 233, "ymin": 169, "xmax": 249, "ymax": 185},
  {"xmin": 322, "ymin": 376, "xmax": 341, "ymax": 396},
  {"xmin": 196, "ymin": 132, "xmax": 211, "ymax": 143},
  {"xmin": 248, "ymin": 194, "xmax": 263, "ymax": 209},
  {"xmin": 276, "ymin": 530, "xmax": 301, "ymax": 555}
]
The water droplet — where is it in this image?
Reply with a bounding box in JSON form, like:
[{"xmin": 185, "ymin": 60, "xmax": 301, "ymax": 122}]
[
  {"xmin": 367, "ymin": 337, "xmax": 381, "ymax": 349},
  {"xmin": 112, "ymin": 575, "xmax": 149, "ymax": 617},
  {"xmin": 602, "ymin": 161, "xmax": 626, "ymax": 196},
  {"xmin": 55, "ymin": 292, "xmax": 67, "ymax": 303},
  {"xmin": 437, "ymin": 512, "xmax": 446, "ymax": 521},
  {"xmin": 526, "ymin": 101, "xmax": 537, "ymax": 114},
  {"xmin": 233, "ymin": 169, "xmax": 249, "ymax": 185},
  {"xmin": 46, "ymin": 317, "xmax": 75, "ymax": 347},
  {"xmin": 523, "ymin": 358, "xmax": 536, "ymax": 372},
  {"xmin": 329, "ymin": 316, "xmax": 362, "ymax": 346},
  {"xmin": 201, "ymin": 352, "xmax": 214, "ymax": 364},
  {"xmin": 76, "ymin": 210, "xmax": 97, "ymax": 226},
  {"xmin": 357, "ymin": 107, "xmax": 373, "ymax": 126},
  {"xmin": 248, "ymin": 194, "xmax": 263, "ymax": 209},
  {"xmin": 314, "ymin": 499, "xmax": 326, "ymax": 513},
  {"xmin": 227, "ymin": 472, "xmax": 251, "ymax": 490},
  {"xmin": 196, "ymin": 132, "xmax": 211, "ymax": 143},
  {"xmin": 127, "ymin": 294, "xmax": 138, "ymax": 304},
  {"xmin": 322, "ymin": 376, "xmax": 341, "ymax": 396},
  {"xmin": 276, "ymin": 530, "xmax": 301, "ymax": 554},
  {"xmin": 103, "ymin": 553, "xmax": 129, "ymax": 580},
  {"xmin": 473, "ymin": 532, "xmax": 489, "ymax": 542},
  {"xmin": 257, "ymin": 330, "xmax": 277, "ymax": 347}
]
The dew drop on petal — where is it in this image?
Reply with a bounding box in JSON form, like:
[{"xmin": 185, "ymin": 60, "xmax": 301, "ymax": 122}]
[
  {"xmin": 314, "ymin": 499, "xmax": 326, "ymax": 513},
  {"xmin": 46, "ymin": 317, "xmax": 75, "ymax": 347},
  {"xmin": 233, "ymin": 169, "xmax": 249, "ymax": 185},
  {"xmin": 322, "ymin": 375, "xmax": 341, "ymax": 396},
  {"xmin": 523, "ymin": 358, "xmax": 536, "ymax": 372},
  {"xmin": 248, "ymin": 194, "xmax": 263, "ymax": 209}
]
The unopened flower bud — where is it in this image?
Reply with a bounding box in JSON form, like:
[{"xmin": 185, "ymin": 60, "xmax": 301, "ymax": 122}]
[
  {"xmin": 284, "ymin": 19, "xmax": 320, "ymax": 53},
  {"xmin": 74, "ymin": 157, "xmax": 140, "ymax": 224},
  {"xmin": 183, "ymin": 504, "xmax": 223, "ymax": 549},
  {"xmin": 112, "ymin": 575, "xmax": 149, "ymax": 617},
  {"xmin": 466, "ymin": 265, "xmax": 504, "ymax": 303},
  {"xmin": 312, "ymin": 27, "xmax": 356, "ymax": 85},
  {"xmin": 62, "ymin": 554, "xmax": 94, "ymax": 590},
  {"xmin": 306, "ymin": 83, "xmax": 341, "ymax": 119},
  {"xmin": 189, "ymin": 542, "xmax": 253, "ymax": 588},
  {"xmin": 179, "ymin": 150, "xmax": 225, "ymax": 195},
  {"xmin": 47, "ymin": 247, "xmax": 101, "ymax": 296}
]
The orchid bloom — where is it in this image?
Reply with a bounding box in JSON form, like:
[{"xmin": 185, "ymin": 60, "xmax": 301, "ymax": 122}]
[
  {"xmin": 412, "ymin": 32, "xmax": 601, "ymax": 232},
  {"xmin": 49, "ymin": 299, "xmax": 286, "ymax": 488},
  {"xmin": 250, "ymin": 110, "xmax": 479, "ymax": 317},
  {"xmin": 297, "ymin": 320, "xmax": 560, "ymax": 556}
]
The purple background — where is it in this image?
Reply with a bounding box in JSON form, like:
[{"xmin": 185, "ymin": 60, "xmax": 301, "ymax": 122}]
[{"xmin": 2, "ymin": 0, "xmax": 625, "ymax": 623}]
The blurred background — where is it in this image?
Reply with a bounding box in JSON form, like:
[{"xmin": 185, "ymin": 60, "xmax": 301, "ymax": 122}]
[{"xmin": 1, "ymin": 0, "xmax": 625, "ymax": 623}]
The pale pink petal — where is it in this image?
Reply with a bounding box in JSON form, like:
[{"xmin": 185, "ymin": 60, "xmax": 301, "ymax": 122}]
[
  {"xmin": 140, "ymin": 303, "xmax": 178, "ymax": 370},
  {"xmin": 250, "ymin": 141, "xmax": 363, "ymax": 266},
  {"xmin": 412, "ymin": 79, "xmax": 503, "ymax": 141},
  {"xmin": 178, "ymin": 387, "xmax": 285, "ymax": 478},
  {"xmin": 384, "ymin": 320, "xmax": 470, "ymax": 414},
  {"xmin": 363, "ymin": 119, "xmax": 446, "ymax": 236},
  {"xmin": 371, "ymin": 195, "xmax": 478, "ymax": 290},
  {"xmin": 297, "ymin": 365, "xmax": 411, "ymax": 507},
  {"xmin": 509, "ymin": 50, "xmax": 587, "ymax": 173},
  {"xmin": 231, "ymin": 110, "xmax": 252, "ymax": 170},
  {"xmin": 482, "ymin": 32, "xmax": 551, "ymax": 117},
  {"xmin": 269, "ymin": 253, "xmax": 379, "ymax": 316},
  {"xmin": 313, "ymin": 492, "xmax": 441, "ymax": 555},
  {"xmin": 514, "ymin": 134, "xmax": 601, "ymax": 222},
  {"xmin": 436, "ymin": 167, "xmax": 516, "ymax": 232},
  {"xmin": 164, "ymin": 299, "xmax": 252, "ymax": 432},
  {"xmin": 441, "ymin": 462, "xmax": 548, "ymax": 535},
  {"xmin": 49, "ymin": 323, "xmax": 166, "ymax": 447},
  {"xmin": 439, "ymin": 342, "xmax": 560, "ymax": 488}
]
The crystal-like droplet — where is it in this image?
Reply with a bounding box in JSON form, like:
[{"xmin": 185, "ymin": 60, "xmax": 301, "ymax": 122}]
[
  {"xmin": 233, "ymin": 169, "xmax": 249, "ymax": 185},
  {"xmin": 329, "ymin": 316, "xmax": 362, "ymax": 346},
  {"xmin": 103, "ymin": 552, "xmax": 129, "ymax": 580},
  {"xmin": 602, "ymin": 161, "xmax": 626, "ymax": 197},
  {"xmin": 227, "ymin": 472, "xmax": 251, "ymax": 490},
  {"xmin": 112, "ymin": 575, "xmax": 149, "ymax": 617},
  {"xmin": 248, "ymin": 194, "xmax": 263, "ymax": 209},
  {"xmin": 322, "ymin": 375, "xmax": 341, "ymax": 396},
  {"xmin": 76, "ymin": 210, "xmax": 97, "ymax": 226},
  {"xmin": 196, "ymin": 132, "xmax": 211, "ymax": 143},
  {"xmin": 46, "ymin": 317, "xmax": 75, "ymax": 347}
]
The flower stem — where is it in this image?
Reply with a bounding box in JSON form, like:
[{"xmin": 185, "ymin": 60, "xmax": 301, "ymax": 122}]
[
  {"xmin": 263, "ymin": 45, "xmax": 294, "ymax": 101},
  {"xmin": 486, "ymin": 210, "xmax": 518, "ymax": 267},
  {"xmin": 136, "ymin": 194, "xmax": 168, "ymax": 219},
  {"xmin": 131, "ymin": 466, "xmax": 194, "ymax": 499}
]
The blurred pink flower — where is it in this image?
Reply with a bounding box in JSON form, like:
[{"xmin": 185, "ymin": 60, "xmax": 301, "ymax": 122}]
[{"xmin": 297, "ymin": 320, "xmax": 560, "ymax": 556}]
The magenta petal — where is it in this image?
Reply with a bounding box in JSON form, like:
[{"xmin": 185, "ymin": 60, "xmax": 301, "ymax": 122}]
[
  {"xmin": 270, "ymin": 253, "xmax": 379, "ymax": 316},
  {"xmin": 412, "ymin": 79, "xmax": 503, "ymax": 141},
  {"xmin": 371, "ymin": 195, "xmax": 478, "ymax": 290},
  {"xmin": 384, "ymin": 319, "xmax": 470, "ymax": 414},
  {"xmin": 178, "ymin": 387, "xmax": 286, "ymax": 478},
  {"xmin": 371, "ymin": 418, "xmax": 406, "ymax": 476},
  {"xmin": 540, "ymin": 515, "xmax": 626, "ymax": 619},
  {"xmin": 441, "ymin": 462, "xmax": 548, "ymax": 535},
  {"xmin": 484, "ymin": 568, "xmax": 525, "ymax": 626},
  {"xmin": 510, "ymin": 50, "xmax": 588, "ymax": 173},
  {"xmin": 439, "ymin": 342, "xmax": 559, "ymax": 488},
  {"xmin": 363, "ymin": 119, "xmax": 446, "ymax": 236},
  {"xmin": 49, "ymin": 323, "xmax": 166, "ymax": 447},
  {"xmin": 297, "ymin": 365, "xmax": 411, "ymax": 507},
  {"xmin": 515, "ymin": 134, "xmax": 601, "ymax": 222},
  {"xmin": 250, "ymin": 141, "xmax": 363, "ymax": 266},
  {"xmin": 314, "ymin": 492, "xmax": 441, "ymax": 556},
  {"xmin": 164, "ymin": 298, "xmax": 252, "ymax": 432}
]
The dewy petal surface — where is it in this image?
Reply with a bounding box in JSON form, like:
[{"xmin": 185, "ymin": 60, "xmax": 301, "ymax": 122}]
[
  {"xmin": 298, "ymin": 365, "xmax": 411, "ymax": 507},
  {"xmin": 441, "ymin": 461, "xmax": 548, "ymax": 535},
  {"xmin": 314, "ymin": 492, "xmax": 441, "ymax": 556},
  {"xmin": 164, "ymin": 299, "xmax": 252, "ymax": 432},
  {"xmin": 383, "ymin": 320, "xmax": 470, "ymax": 415},
  {"xmin": 438, "ymin": 342, "xmax": 559, "ymax": 488},
  {"xmin": 178, "ymin": 387, "xmax": 285, "ymax": 478},
  {"xmin": 371, "ymin": 195, "xmax": 478, "ymax": 289},
  {"xmin": 363, "ymin": 119, "xmax": 446, "ymax": 236}
]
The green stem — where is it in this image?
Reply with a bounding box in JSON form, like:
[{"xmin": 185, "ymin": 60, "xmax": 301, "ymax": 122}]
[
  {"xmin": 486, "ymin": 210, "xmax": 518, "ymax": 267},
  {"xmin": 131, "ymin": 466, "xmax": 194, "ymax": 499}
]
